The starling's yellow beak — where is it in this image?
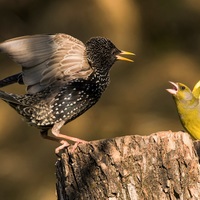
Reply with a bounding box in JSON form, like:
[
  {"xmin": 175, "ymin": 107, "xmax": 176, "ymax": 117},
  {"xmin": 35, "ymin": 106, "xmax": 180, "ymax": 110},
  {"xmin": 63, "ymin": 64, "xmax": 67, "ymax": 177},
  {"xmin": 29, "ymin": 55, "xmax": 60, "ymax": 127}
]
[{"xmin": 116, "ymin": 50, "xmax": 135, "ymax": 62}]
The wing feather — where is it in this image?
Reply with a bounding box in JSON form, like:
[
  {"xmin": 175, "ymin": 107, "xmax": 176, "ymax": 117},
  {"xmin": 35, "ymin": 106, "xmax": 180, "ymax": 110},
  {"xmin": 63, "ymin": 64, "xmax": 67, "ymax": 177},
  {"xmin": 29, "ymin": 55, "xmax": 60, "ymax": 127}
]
[{"xmin": 0, "ymin": 33, "xmax": 93, "ymax": 94}]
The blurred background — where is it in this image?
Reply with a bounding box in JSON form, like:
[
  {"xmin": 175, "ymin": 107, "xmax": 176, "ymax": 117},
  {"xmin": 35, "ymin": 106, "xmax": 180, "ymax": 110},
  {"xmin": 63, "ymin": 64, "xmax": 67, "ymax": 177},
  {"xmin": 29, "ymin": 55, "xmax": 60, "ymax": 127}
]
[{"xmin": 0, "ymin": 0, "xmax": 200, "ymax": 199}]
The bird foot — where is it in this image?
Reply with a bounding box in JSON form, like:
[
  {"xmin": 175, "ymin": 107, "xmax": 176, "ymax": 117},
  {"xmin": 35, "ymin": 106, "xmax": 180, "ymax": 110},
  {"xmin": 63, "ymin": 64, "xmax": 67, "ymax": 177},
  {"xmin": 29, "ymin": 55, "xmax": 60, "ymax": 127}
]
[
  {"xmin": 55, "ymin": 140, "xmax": 70, "ymax": 154},
  {"xmin": 55, "ymin": 139, "xmax": 87, "ymax": 155}
]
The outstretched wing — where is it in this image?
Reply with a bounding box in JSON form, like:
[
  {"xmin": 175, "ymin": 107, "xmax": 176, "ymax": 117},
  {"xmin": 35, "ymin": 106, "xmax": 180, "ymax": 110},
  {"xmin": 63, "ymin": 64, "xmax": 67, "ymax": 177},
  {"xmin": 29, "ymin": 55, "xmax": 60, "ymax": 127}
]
[{"xmin": 0, "ymin": 34, "xmax": 93, "ymax": 94}]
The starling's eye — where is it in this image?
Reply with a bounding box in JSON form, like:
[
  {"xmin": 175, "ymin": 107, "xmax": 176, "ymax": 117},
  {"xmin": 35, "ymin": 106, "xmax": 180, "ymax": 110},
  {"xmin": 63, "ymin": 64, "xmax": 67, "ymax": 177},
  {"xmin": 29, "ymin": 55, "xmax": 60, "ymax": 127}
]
[
  {"xmin": 180, "ymin": 86, "xmax": 185, "ymax": 90},
  {"xmin": 111, "ymin": 49, "xmax": 116, "ymax": 55},
  {"xmin": 111, "ymin": 48, "xmax": 119, "ymax": 56}
]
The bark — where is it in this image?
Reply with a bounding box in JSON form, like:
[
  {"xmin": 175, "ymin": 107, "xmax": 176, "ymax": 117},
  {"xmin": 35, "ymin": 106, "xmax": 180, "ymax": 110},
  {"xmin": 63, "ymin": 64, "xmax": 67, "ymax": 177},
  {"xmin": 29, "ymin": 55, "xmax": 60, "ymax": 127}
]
[{"xmin": 55, "ymin": 131, "xmax": 200, "ymax": 200}]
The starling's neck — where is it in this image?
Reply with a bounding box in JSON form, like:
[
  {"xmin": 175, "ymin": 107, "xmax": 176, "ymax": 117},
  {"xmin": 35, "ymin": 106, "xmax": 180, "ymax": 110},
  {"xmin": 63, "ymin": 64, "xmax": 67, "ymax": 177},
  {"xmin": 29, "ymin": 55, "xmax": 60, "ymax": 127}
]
[{"xmin": 90, "ymin": 69, "xmax": 110, "ymax": 92}]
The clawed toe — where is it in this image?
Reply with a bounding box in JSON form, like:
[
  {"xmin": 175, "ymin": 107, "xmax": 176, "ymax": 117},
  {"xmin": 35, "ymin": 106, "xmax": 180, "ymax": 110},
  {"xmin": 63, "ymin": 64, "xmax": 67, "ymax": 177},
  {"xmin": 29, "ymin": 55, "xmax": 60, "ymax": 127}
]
[
  {"xmin": 55, "ymin": 140, "xmax": 70, "ymax": 154},
  {"xmin": 55, "ymin": 139, "xmax": 88, "ymax": 154},
  {"xmin": 70, "ymin": 140, "xmax": 88, "ymax": 152}
]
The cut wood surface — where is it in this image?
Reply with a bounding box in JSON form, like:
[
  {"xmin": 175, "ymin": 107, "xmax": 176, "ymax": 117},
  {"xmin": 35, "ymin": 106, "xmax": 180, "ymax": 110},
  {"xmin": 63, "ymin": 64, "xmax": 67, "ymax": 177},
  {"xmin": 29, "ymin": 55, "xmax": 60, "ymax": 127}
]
[{"xmin": 56, "ymin": 131, "xmax": 200, "ymax": 200}]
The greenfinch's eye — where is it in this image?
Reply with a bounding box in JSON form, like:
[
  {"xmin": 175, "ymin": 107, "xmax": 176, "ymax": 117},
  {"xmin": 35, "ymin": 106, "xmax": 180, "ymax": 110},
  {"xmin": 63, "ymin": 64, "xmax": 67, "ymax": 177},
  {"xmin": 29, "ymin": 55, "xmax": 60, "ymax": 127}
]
[{"xmin": 180, "ymin": 86, "xmax": 185, "ymax": 90}]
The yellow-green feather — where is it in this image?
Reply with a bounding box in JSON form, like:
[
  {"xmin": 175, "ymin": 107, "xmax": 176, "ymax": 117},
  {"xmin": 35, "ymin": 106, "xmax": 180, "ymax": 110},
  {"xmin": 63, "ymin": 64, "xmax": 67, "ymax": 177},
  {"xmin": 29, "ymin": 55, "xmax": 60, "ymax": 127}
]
[{"xmin": 192, "ymin": 80, "xmax": 200, "ymax": 98}]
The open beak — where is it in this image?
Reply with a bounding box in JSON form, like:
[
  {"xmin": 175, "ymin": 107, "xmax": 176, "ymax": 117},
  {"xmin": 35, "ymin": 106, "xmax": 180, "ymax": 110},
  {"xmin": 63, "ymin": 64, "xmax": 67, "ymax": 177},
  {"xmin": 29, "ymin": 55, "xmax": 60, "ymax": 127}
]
[
  {"xmin": 116, "ymin": 50, "xmax": 135, "ymax": 62},
  {"xmin": 166, "ymin": 81, "xmax": 178, "ymax": 95}
]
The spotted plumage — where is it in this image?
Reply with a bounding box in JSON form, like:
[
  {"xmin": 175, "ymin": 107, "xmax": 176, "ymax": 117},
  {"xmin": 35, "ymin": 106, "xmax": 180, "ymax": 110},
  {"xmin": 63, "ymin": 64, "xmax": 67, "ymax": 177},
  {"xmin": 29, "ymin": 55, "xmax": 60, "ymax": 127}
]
[{"xmin": 0, "ymin": 33, "xmax": 134, "ymax": 153}]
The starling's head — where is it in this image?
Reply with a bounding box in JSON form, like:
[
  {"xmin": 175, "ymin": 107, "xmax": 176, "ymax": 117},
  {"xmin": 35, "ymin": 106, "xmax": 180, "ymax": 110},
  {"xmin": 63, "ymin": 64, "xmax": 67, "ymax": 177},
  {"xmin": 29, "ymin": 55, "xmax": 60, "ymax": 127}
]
[
  {"xmin": 86, "ymin": 37, "xmax": 134, "ymax": 72},
  {"xmin": 166, "ymin": 81, "xmax": 194, "ymax": 103}
]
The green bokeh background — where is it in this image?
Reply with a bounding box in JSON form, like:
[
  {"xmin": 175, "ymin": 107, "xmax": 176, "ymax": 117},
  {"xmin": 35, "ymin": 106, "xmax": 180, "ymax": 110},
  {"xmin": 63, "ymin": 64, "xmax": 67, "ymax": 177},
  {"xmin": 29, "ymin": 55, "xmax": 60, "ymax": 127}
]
[{"xmin": 0, "ymin": 0, "xmax": 200, "ymax": 199}]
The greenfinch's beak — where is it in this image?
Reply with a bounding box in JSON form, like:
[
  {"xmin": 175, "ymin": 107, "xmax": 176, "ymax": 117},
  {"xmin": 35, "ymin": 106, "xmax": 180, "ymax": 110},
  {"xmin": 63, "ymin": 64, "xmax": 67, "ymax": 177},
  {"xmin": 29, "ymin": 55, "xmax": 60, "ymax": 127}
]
[
  {"xmin": 116, "ymin": 50, "xmax": 135, "ymax": 62},
  {"xmin": 166, "ymin": 81, "xmax": 178, "ymax": 95}
]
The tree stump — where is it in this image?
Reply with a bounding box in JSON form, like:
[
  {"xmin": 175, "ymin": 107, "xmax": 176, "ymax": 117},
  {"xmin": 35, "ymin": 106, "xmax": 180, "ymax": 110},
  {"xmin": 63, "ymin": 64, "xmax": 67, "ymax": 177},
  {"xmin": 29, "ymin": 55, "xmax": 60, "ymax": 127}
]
[{"xmin": 55, "ymin": 131, "xmax": 200, "ymax": 200}]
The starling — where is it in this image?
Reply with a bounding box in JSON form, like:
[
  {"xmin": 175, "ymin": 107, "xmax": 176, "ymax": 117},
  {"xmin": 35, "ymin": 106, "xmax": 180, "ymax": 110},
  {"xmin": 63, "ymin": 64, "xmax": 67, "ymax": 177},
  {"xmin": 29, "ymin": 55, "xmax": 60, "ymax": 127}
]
[{"xmin": 0, "ymin": 33, "xmax": 134, "ymax": 153}]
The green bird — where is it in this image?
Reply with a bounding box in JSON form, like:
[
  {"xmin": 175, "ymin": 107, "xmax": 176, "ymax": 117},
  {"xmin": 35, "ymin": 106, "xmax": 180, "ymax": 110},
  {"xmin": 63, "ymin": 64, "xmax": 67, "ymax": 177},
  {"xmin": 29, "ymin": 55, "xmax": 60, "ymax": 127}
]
[{"xmin": 167, "ymin": 81, "xmax": 200, "ymax": 140}]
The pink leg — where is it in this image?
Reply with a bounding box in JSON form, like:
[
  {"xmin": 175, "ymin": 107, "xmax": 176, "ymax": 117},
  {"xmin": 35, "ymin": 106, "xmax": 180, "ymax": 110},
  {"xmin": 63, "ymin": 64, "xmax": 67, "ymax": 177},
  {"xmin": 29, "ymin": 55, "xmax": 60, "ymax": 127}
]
[
  {"xmin": 51, "ymin": 121, "xmax": 88, "ymax": 152},
  {"xmin": 41, "ymin": 130, "xmax": 60, "ymax": 142}
]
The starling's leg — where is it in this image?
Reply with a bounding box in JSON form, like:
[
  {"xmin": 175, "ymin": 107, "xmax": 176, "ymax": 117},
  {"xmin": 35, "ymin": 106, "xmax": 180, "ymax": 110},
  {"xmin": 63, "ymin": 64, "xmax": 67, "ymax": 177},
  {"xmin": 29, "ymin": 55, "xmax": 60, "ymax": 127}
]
[
  {"xmin": 40, "ymin": 129, "xmax": 70, "ymax": 153},
  {"xmin": 51, "ymin": 121, "xmax": 87, "ymax": 150},
  {"xmin": 40, "ymin": 129, "xmax": 60, "ymax": 142}
]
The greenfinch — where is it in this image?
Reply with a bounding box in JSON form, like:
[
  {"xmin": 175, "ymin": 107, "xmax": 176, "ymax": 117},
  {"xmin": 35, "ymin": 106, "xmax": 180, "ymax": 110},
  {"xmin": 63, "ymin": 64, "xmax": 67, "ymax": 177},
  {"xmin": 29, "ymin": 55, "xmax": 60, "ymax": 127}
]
[{"xmin": 167, "ymin": 81, "xmax": 200, "ymax": 140}]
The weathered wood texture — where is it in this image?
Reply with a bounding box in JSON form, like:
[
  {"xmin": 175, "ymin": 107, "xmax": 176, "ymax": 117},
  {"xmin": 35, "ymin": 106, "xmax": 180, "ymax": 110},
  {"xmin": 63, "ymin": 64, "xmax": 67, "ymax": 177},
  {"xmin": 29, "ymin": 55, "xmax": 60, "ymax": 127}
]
[{"xmin": 56, "ymin": 131, "xmax": 200, "ymax": 200}]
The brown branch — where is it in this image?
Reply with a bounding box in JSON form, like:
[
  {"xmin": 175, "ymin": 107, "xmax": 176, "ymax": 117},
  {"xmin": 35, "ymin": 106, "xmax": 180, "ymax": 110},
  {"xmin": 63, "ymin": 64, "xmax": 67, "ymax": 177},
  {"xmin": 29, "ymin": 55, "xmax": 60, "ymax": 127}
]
[{"xmin": 55, "ymin": 131, "xmax": 200, "ymax": 200}]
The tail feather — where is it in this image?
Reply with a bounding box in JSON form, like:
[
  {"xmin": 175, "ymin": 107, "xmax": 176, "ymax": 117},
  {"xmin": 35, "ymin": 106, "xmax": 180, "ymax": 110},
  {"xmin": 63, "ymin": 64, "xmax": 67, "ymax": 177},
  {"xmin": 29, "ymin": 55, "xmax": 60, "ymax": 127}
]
[
  {"xmin": 0, "ymin": 90, "xmax": 20, "ymax": 105},
  {"xmin": 0, "ymin": 73, "xmax": 24, "ymax": 88}
]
